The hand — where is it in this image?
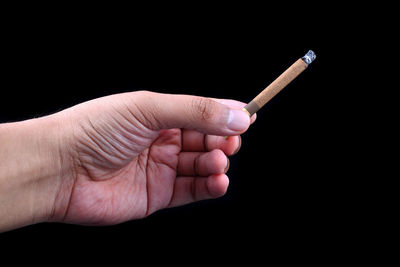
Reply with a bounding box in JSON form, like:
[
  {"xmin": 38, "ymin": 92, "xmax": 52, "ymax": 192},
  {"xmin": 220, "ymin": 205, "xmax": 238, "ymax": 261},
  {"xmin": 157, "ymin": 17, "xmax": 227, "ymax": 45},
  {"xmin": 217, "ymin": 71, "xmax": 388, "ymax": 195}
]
[{"xmin": 0, "ymin": 91, "xmax": 255, "ymax": 230}]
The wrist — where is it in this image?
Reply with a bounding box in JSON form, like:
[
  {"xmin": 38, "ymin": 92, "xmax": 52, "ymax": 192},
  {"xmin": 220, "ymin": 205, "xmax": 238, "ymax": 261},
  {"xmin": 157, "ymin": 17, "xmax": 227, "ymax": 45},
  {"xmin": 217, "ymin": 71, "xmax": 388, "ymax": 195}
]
[{"xmin": 0, "ymin": 114, "xmax": 72, "ymax": 231}]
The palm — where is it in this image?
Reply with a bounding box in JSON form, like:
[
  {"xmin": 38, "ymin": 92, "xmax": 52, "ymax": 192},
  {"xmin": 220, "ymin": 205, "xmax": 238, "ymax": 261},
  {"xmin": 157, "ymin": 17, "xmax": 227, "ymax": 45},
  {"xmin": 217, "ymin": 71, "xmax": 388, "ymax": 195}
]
[
  {"xmin": 62, "ymin": 127, "xmax": 178, "ymax": 224},
  {"xmin": 63, "ymin": 127, "xmax": 236, "ymax": 225}
]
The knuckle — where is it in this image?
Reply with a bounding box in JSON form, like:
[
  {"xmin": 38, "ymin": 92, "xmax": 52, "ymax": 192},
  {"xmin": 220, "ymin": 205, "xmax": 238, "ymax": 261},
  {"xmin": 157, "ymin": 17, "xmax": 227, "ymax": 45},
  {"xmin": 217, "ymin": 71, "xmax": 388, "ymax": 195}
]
[
  {"xmin": 190, "ymin": 97, "xmax": 219, "ymax": 123},
  {"xmin": 134, "ymin": 90, "xmax": 155, "ymax": 103}
]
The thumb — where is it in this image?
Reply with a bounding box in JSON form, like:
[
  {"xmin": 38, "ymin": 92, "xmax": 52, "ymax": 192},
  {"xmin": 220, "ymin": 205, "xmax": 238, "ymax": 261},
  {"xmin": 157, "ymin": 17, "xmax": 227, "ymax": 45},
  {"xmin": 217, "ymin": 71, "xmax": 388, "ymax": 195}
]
[{"xmin": 132, "ymin": 91, "xmax": 250, "ymax": 136}]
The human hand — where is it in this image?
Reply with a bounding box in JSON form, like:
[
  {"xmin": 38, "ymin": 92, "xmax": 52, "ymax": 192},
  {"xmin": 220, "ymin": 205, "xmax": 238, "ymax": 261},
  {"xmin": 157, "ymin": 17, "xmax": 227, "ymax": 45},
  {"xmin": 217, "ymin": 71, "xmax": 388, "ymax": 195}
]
[{"xmin": 0, "ymin": 91, "xmax": 255, "ymax": 230}]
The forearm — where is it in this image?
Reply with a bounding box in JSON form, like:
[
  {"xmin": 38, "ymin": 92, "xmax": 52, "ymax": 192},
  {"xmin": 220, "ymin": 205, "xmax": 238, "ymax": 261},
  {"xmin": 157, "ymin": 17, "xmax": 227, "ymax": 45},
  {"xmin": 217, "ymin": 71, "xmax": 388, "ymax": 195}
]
[{"xmin": 0, "ymin": 116, "xmax": 66, "ymax": 231}]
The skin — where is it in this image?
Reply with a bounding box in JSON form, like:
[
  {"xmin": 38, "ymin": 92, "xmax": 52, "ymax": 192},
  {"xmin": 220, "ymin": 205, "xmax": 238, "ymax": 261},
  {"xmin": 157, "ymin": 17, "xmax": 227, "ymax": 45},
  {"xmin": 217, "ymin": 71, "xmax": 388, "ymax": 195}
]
[{"xmin": 0, "ymin": 91, "xmax": 256, "ymax": 232}]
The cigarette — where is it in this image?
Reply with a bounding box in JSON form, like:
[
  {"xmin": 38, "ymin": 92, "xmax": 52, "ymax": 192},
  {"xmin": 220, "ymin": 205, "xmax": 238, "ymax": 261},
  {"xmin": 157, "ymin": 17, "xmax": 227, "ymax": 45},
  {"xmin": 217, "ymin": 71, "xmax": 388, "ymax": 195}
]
[{"xmin": 242, "ymin": 50, "xmax": 316, "ymax": 117}]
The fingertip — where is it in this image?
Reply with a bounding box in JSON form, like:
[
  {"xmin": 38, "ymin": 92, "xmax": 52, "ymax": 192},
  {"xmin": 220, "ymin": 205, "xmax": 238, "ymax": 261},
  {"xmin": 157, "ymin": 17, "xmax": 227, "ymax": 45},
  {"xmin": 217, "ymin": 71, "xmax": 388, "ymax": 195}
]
[
  {"xmin": 224, "ymin": 157, "xmax": 230, "ymax": 173},
  {"xmin": 219, "ymin": 135, "xmax": 241, "ymax": 156},
  {"xmin": 207, "ymin": 174, "xmax": 229, "ymax": 198},
  {"xmin": 210, "ymin": 149, "xmax": 229, "ymax": 174},
  {"xmin": 250, "ymin": 113, "xmax": 257, "ymax": 124},
  {"xmin": 227, "ymin": 109, "xmax": 251, "ymax": 133},
  {"xmin": 231, "ymin": 135, "xmax": 241, "ymax": 155},
  {"xmin": 212, "ymin": 98, "xmax": 256, "ymax": 126}
]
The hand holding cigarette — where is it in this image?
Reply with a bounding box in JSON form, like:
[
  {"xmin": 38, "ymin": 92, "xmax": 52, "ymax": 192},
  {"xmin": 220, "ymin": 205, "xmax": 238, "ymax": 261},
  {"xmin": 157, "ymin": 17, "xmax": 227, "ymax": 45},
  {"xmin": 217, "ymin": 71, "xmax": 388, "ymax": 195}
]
[
  {"xmin": 0, "ymin": 91, "xmax": 253, "ymax": 231},
  {"xmin": 0, "ymin": 51, "xmax": 314, "ymax": 232}
]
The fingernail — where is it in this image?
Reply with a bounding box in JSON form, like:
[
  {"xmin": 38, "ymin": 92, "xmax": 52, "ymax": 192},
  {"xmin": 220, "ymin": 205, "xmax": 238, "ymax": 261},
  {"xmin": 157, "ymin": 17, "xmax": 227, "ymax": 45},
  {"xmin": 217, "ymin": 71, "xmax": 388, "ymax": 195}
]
[
  {"xmin": 227, "ymin": 109, "xmax": 250, "ymax": 131},
  {"xmin": 224, "ymin": 157, "xmax": 230, "ymax": 173},
  {"xmin": 232, "ymin": 136, "xmax": 242, "ymax": 155}
]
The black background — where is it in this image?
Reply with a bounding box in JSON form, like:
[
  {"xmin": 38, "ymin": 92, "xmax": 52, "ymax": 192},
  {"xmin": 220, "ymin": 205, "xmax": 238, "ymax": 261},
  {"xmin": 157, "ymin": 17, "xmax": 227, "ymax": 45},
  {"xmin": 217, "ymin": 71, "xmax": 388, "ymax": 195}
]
[{"xmin": 0, "ymin": 3, "xmax": 383, "ymax": 262}]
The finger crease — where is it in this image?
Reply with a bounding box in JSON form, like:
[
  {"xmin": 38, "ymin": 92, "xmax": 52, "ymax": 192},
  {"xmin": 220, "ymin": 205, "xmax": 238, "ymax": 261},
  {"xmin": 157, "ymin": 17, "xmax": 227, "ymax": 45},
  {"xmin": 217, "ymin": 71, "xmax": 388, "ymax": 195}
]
[
  {"xmin": 193, "ymin": 154, "xmax": 201, "ymax": 177},
  {"xmin": 180, "ymin": 130, "xmax": 184, "ymax": 152},
  {"xmin": 190, "ymin": 178, "xmax": 197, "ymax": 202},
  {"xmin": 203, "ymin": 134, "xmax": 208, "ymax": 152}
]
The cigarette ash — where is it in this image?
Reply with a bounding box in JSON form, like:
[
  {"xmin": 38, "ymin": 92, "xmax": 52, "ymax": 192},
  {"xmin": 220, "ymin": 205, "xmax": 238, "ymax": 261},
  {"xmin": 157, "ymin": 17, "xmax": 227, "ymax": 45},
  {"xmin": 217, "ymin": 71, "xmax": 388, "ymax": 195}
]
[{"xmin": 302, "ymin": 50, "xmax": 316, "ymax": 65}]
